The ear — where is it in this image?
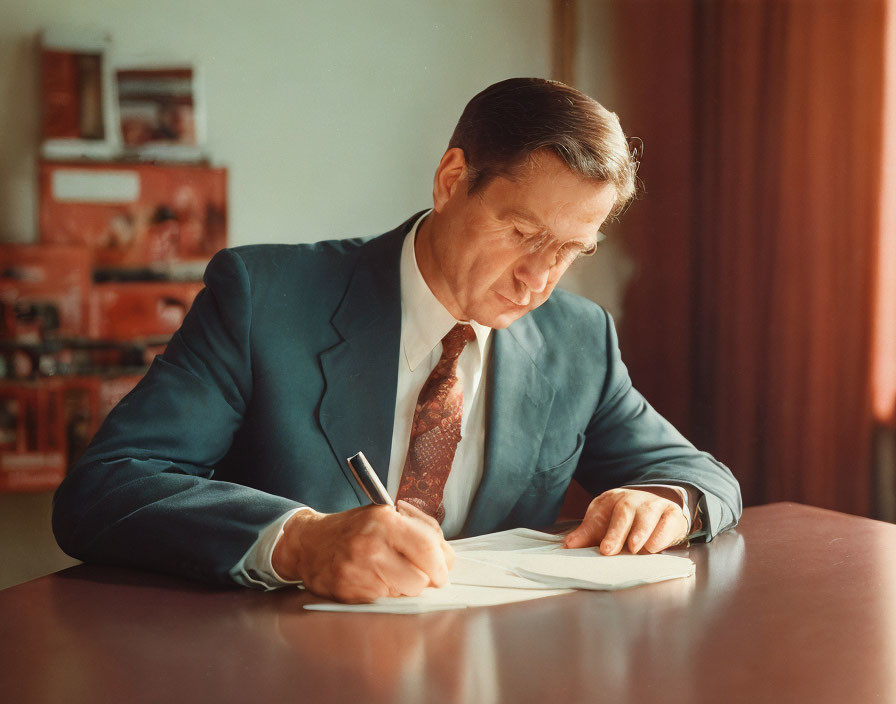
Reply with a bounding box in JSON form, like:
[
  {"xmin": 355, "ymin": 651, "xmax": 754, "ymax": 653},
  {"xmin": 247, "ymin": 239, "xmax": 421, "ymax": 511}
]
[{"xmin": 432, "ymin": 148, "xmax": 467, "ymax": 213}]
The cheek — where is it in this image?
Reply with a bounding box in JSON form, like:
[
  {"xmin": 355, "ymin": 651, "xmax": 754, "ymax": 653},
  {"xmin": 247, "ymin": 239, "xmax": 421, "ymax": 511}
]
[{"xmin": 469, "ymin": 249, "xmax": 517, "ymax": 288}]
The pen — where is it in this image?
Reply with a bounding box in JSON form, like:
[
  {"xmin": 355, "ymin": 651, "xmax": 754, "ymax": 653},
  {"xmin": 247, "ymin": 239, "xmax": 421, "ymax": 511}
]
[{"xmin": 346, "ymin": 451, "xmax": 396, "ymax": 509}]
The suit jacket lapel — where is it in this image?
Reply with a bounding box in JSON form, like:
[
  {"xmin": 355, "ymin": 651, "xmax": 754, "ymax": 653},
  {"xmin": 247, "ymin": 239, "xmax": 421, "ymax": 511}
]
[
  {"xmin": 318, "ymin": 225, "xmax": 410, "ymax": 504},
  {"xmin": 463, "ymin": 315, "xmax": 555, "ymax": 535}
]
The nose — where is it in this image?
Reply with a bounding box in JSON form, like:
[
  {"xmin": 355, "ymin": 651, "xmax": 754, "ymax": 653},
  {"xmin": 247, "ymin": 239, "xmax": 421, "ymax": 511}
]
[{"xmin": 513, "ymin": 250, "xmax": 552, "ymax": 295}]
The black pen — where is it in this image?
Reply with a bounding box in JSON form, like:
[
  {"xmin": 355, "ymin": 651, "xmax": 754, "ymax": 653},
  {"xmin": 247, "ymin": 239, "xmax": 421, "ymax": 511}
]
[{"xmin": 346, "ymin": 451, "xmax": 396, "ymax": 509}]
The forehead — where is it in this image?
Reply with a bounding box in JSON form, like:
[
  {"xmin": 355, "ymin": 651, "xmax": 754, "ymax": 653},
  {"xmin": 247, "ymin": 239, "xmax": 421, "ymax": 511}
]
[{"xmin": 479, "ymin": 153, "xmax": 618, "ymax": 237}]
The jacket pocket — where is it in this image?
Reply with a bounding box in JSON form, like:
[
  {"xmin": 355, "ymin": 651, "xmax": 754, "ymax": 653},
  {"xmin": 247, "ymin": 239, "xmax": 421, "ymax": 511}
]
[{"xmin": 529, "ymin": 433, "xmax": 586, "ymax": 494}]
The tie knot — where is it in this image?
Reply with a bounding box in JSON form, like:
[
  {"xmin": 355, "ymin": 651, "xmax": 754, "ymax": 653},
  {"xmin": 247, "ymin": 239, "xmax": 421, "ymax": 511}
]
[{"xmin": 441, "ymin": 323, "xmax": 475, "ymax": 363}]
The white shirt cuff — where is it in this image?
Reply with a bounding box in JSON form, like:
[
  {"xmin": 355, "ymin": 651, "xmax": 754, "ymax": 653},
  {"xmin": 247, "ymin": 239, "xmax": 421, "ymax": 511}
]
[{"xmin": 229, "ymin": 507, "xmax": 308, "ymax": 590}]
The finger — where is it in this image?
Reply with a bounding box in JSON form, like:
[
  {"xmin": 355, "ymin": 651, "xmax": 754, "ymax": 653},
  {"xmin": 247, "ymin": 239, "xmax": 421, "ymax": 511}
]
[
  {"xmin": 564, "ymin": 493, "xmax": 617, "ymax": 548},
  {"xmin": 372, "ymin": 553, "xmax": 432, "ymax": 597},
  {"xmin": 396, "ymin": 499, "xmax": 442, "ymax": 531},
  {"xmin": 626, "ymin": 500, "xmax": 666, "ymax": 554},
  {"xmin": 388, "ymin": 514, "xmax": 451, "ymax": 587},
  {"xmin": 599, "ymin": 498, "xmax": 637, "ymax": 555},
  {"xmin": 642, "ymin": 506, "xmax": 689, "ymax": 553},
  {"xmin": 309, "ymin": 561, "xmax": 389, "ymax": 604},
  {"xmin": 441, "ymin": 541, "xmax": 455, "ymax": 570},
  {"xmin": 395, "ymin": 502, "xmax": 454, "ymax": 569}
]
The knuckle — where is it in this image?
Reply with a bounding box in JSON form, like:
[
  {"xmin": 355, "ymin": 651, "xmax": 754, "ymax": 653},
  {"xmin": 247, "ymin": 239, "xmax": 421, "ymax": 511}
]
[
  {"xmin": 594, "ymin": 490, "xmax": 620, "ymax": 508},
  {"xmin": 616, "ymin": 499, "xmax": 636, "ymax": 514},
  {"xmin": 331, "ymin": 559, "xmax": 356, "ymax": 584},
  {"xmin": 443, "ymin": 550, "xmax": 455, "ymax": 570}
]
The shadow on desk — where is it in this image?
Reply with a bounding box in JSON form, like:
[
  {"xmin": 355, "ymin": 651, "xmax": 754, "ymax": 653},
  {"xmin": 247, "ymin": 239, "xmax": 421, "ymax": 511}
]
[{"xmin": 53, "ymin": 563, "xmax": 231, "ymax": 593}]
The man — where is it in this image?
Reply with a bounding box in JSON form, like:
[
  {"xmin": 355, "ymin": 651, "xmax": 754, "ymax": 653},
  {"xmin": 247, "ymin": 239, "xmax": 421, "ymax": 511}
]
[{"xmin": 53, "ymin": 78, "xmax": 741, "ymax": 603}]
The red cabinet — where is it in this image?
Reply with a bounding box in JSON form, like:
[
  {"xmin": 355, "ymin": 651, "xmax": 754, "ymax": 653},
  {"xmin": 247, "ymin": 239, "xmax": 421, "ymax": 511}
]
[{"xmin": 0, "ymin": 160, "xmax": 227, "ymax": 492}]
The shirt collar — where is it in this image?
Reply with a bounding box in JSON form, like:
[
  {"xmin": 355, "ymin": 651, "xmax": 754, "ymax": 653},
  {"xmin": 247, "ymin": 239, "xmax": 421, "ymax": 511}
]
[{"xmin": 400, "ymin": 211, "xmax": 491, "ymax": 371}]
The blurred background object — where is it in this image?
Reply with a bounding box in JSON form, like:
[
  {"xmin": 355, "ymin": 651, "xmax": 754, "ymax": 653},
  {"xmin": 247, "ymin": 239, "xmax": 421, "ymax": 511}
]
[
  {"xmin": 39, "ymin": 26, "xmax": 118, "ymax": 160},
  {"xmin": 606, "ymin": 0, "xmax": 895, "ymax": 523}
]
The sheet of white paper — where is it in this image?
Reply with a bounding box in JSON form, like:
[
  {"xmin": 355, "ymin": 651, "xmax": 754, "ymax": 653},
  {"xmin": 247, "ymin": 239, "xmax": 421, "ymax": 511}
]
[
  {"xmin": 303, "ymin": 529, "xmax": 572, "ymax": 613},
  {"xmin": 449, "ymin": 527, "xmax": 565, "ymax": 553},
  {"xmin": 303, "ymin": 582, "xmax": 571, "ymax": 613},
  {"xmin": 449, "ymin": 548, "xmax": 694, "ymax": 590},
  {"xmin": 471, "ymin": 550, "xmax": 696, "ymax": 591},
  {"xmin": 301, "ymin": 527, "xmax": 694, "ymax": 613},
  {"xmin": 449, "ymin": 554, "xmax": 562, "ymax": 589}
]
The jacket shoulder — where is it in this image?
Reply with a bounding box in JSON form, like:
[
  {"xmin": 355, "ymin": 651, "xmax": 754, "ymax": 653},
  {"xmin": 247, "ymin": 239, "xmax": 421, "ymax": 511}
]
[
  {"xmin": 530, "ymin": 287, "xmax": 612, "ymax": 344},
  {"xmin": 228, "ymin": 238, "xmax": 366, "ymax": 277},
  {"xmin": 214, "ymin": 211, "xmax": 419, "ymax": 288}
]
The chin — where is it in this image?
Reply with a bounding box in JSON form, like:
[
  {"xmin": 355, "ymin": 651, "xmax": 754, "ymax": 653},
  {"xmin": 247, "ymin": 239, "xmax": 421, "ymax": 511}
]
[{"xmin": 473, "ymin": 306, "xmax": 531, "ymax": 329}]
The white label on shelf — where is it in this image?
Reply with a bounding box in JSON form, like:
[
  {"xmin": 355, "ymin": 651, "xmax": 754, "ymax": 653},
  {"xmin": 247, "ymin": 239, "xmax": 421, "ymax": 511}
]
[
  {"xmin": 0, "ymin": 452, "xmax": 66, "ymax": 471},
  {"xmin": 52, "ymin": 169, "xmax": 141, "ymax": 203}
]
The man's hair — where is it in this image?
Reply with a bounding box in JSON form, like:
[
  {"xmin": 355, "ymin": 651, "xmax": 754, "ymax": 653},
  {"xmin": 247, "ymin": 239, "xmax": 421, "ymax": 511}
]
[{"xmin": 448, "ymin": 77, "xmax": 638, "ymax": 219}]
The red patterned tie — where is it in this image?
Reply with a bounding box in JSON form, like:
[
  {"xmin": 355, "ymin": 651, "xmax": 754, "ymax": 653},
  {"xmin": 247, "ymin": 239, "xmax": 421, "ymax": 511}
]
[{"xmin": 397, "ymin": 323, "xmax": 476, "ymax": 523}]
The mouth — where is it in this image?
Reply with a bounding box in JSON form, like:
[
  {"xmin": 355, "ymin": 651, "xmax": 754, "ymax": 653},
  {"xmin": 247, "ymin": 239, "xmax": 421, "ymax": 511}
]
[{"xmin": 495, "ymin": 291, "xmax": 528, "ymax": 307}]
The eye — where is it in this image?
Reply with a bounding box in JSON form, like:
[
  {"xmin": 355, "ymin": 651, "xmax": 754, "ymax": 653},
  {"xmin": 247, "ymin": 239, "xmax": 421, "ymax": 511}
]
[
  {"xmin": 513, "ymin": 227, "xmax": 548, "ymax": 252},
  {"xmin": 556, "ymin": 241, "xmax": 597, "ymax": 265}
]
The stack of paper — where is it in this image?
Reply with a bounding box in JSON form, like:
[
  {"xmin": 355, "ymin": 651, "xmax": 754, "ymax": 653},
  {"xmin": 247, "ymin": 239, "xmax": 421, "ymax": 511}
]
[{"xmin": 303, "ymin": 528, "xmax": 694, "ymax": 614}]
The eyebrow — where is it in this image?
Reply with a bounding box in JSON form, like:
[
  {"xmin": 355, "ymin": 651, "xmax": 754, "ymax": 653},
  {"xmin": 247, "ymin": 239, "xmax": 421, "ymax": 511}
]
[{"xmin": 503, "ymin": 207, "xmax": 600, "ymax": 247}]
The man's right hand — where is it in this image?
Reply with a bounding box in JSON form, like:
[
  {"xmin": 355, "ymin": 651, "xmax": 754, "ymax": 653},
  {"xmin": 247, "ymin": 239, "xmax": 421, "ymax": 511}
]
[{"xmin": 271, "ymin": 499, "xmax": 454, "ymax": 603}]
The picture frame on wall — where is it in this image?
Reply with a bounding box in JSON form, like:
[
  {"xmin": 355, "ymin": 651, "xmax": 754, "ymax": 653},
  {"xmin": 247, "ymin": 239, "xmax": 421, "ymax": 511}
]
[
  {"xmin": 115, "ymin": 62, "xmax": 207, "ymax": 161},
  {"xmin": 40, "ymin": 26, "xmax": 120, "ymax": 160}
]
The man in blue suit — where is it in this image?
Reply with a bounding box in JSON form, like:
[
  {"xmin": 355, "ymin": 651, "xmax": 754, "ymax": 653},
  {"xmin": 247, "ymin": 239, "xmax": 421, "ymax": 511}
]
[{"xmin": 53, "ymin": 78, "xmax": 741, "ymax": 603}]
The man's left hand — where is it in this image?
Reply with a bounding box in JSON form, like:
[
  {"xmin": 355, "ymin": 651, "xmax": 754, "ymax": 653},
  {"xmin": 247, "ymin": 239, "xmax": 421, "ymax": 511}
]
[{"xmin": 563, "ymin": 488, "xmax": 688, "ymax": 555}]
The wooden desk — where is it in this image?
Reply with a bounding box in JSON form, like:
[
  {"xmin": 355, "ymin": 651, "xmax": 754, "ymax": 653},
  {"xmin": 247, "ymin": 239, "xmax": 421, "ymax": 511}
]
[{"xmin": 1, "ymin": 503, "xmax": 894, "ymax": 703}]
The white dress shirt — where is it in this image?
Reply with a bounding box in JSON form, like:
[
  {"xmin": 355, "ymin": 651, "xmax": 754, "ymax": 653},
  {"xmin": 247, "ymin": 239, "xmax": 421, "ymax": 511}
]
[{"xmin": 385, "ymin": 211, "xmax": 491, "ymax": 538}]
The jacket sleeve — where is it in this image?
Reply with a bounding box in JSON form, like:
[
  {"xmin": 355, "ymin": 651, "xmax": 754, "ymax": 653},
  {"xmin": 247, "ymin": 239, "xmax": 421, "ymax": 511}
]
[
  {"xmin": 573, "ymin": 309, "xmax": 742, "ymax": 540},
  {"xmin": 52, "ymin": 249, "xmax": 302, "ymax": 586}
]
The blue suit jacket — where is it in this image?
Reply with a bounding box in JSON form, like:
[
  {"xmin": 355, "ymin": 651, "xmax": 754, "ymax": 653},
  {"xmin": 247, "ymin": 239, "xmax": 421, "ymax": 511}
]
[{"xmin": 53, "ymin": 214, "xmax": 741, "ymax": 586}]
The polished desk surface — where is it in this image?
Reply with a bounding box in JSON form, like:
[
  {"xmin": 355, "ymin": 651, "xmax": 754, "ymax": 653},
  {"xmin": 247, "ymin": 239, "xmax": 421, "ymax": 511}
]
[{"xmin": 1, "ymin": 502, "xmax": 894, "ymax": 704}]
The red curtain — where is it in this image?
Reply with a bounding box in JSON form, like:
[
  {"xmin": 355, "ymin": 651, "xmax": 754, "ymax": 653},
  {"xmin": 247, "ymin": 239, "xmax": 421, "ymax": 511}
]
[{"xmin": 610, "ymin": 0, "xmax": 888, "ymax": 516}]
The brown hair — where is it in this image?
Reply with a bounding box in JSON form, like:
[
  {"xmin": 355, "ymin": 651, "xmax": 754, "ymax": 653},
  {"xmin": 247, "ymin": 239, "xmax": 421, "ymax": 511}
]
[{"xmin": 448, "ymin": 77, "xmax": 638, "ymax": 219}]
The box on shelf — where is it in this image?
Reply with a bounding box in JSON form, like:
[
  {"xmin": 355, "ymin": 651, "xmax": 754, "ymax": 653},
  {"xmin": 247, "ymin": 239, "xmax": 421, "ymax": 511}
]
[
  {"xmin": 88, "ymin": 281, "xmax": 203, "ymax": 341},
  {"xmin": 39, "ymin": 160, "xmax": 227, "ymax": 269},
  {"xmin": 1, "ymin": 159, "xmax": 226, "ymax": 492},
  {"xmin": 0, "ymin": 244, "xmax": 91, "ymax": 340}
]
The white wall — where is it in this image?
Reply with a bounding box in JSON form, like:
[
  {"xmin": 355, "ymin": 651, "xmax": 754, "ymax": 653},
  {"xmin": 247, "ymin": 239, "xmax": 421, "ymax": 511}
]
[
  {"xmin": 0, "ymin": 0, "xmax": 627, "ymax": 588},
  {"xmin": 0, "ymin": 0, "xmax": 553, "ymax": 589},
  {"xmin": 0, "ymin": 0, "xmax": 552, "ymax": 245},
  {"xmin": 560, "ymin": 0, "xmax": 634, "ymax": 322}
]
